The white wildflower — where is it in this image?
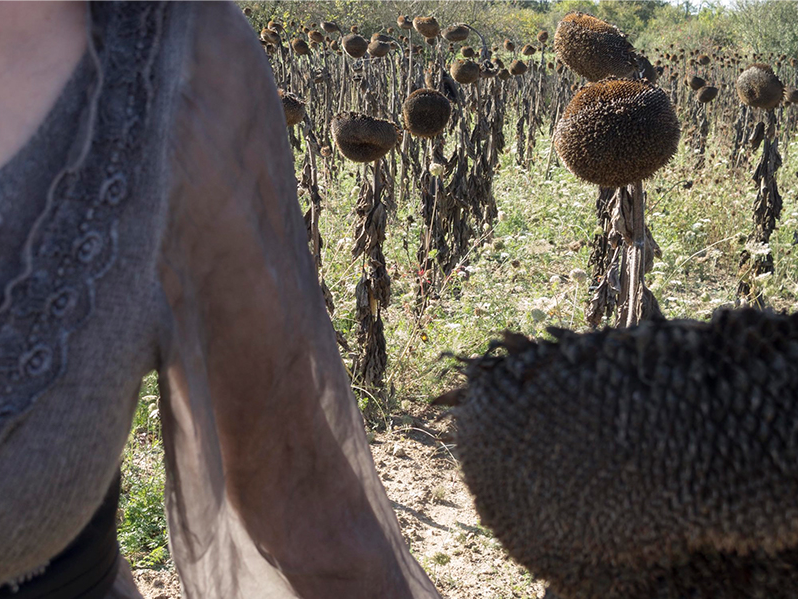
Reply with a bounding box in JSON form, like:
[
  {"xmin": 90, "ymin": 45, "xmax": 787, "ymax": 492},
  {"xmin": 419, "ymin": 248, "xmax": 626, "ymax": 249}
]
[
  {"xmin": 429, "ymin": 162, "xmax": 445, "ymax": 177},
  {"xmin": 569, "ymin": 268, "xmax": 588, "ymax": 284},
  {"xmin": 754, "ymin": 271, "xmax": 772, "ymax": 282},
  {"xmin": 532, "ymin": 296, "xmax": 557, "ymax": 313},
  {"xmin": 745, "ymin": 240, "xmax": 771, "ymax": 256}
]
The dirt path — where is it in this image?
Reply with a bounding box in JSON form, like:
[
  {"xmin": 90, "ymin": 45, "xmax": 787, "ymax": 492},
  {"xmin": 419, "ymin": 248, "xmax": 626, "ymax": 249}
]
[
  {"xmin": 372, "ymin": 405, "xmax": 545, "ymax": 599},
  {"xmin": 133, "ymin": 405, "xmax": 543, "ymax": 598}
]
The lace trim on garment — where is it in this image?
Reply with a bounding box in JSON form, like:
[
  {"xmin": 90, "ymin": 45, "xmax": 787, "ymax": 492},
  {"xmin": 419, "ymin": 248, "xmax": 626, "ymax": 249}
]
[{"xmin": 0, "ymin": 2, "xmax": 166, "ymax": 445}]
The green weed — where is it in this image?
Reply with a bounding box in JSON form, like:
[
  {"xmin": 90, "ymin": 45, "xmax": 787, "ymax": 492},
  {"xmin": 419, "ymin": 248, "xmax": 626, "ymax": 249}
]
[{"xmin": 119, "ymin": 373, "xmax": 169, "ymax": 569}]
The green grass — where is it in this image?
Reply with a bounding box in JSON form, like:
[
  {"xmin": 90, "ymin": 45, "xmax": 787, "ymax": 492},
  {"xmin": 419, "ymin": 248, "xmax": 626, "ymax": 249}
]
[
  {"xmin": 310, "ymin": 130, "xmax": 798, "ymax": 410},
  {"xmin": 120, "ymin": 117, "xmax": 798, "ymax": 573},
  {"xmin": 119, "ymin": 373, "xmax": 170, "ymax": 569}
]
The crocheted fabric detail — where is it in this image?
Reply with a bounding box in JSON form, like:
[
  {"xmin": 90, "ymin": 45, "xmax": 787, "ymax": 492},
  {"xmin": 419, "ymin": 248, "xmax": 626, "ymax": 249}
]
[{"xmin": 0, "ymin": 2, "xmax": 166, "ymax": 443}]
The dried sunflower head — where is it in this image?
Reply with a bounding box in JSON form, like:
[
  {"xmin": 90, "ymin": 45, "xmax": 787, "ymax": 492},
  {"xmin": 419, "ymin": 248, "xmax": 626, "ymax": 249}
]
[
  {"xmin": 342, "ymin": 33, "xmax": 369, "ymax": 58},
  {"xmin": 331, "ymin": 112, "xmax": 400, "ymax": 163},
  {"xmin": 736, "ymin": 64, "xmax": 784, "ymax": 109},
  {"xmin": 403, "ymin": 89, "xmax": 452, "ymax": 138},
  {"xmin": 553, "ymin": 12, "xmax": 636, "ymax": 81},
  {"xmin": 450, "ymin": 59, "xmax": 480, "ymax": 84},
  {"xmin": 413, "ymin": 16, "xmax": 440, "ymax": 39},
  {"xmin": 554, "ymin": 78, "xmax": 680, "ymax": 188},
  {"xmin": 442, "ymin": 24, "xmax": 469, "ymax": 42},
  {"xmin": 278, "ymin": 89, "xmax": 306, "ymax": 127}
]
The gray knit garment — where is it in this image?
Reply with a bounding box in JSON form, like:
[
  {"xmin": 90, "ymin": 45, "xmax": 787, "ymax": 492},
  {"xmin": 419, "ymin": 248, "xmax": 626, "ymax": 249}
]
[
  {"xmin": 0, "ymin": 3, "xmax": 441, "ymax": 599},
  {"xmin": 0, "ymin": 2, "xmax": 169, "ymax": 586}
]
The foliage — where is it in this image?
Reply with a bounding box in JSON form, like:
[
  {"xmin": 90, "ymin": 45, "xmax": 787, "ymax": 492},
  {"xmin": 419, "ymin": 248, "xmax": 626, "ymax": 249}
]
[
  {"xmin": 731, "ymin": 0, "xmax": 798, "ymax": 57},
  {"xmin": 239, "ymin": 0, "xmax": 537, "ymax": 41},
  {"xmin": 635, "ymin": 3, "xmax": 735, "ymax": 51},
  {"xmin": 547, "ymin": 0, "xmax": 667, "ymax": 39},
  {"xmin": 119, "ymin": 373, "xmax": 170, "ymax": 569},
  {"xmin": 239, "ymin": 0, "xmax": 798, "ymax": 56}
]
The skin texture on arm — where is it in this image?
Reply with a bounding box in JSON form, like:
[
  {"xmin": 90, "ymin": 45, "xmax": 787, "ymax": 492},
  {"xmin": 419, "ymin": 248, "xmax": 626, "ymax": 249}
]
[{"xmin": 157, "ymin": 3, "xmax": 440, "ymax": 598}]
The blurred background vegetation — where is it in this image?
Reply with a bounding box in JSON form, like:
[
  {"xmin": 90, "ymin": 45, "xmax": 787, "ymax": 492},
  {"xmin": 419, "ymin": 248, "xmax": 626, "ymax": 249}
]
[{"xmin": 238, "ymin": 0, "xmax": 798, "ymax": 57}]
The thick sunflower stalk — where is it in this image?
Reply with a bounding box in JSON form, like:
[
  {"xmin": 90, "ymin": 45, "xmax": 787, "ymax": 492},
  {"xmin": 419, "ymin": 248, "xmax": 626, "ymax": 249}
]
[
  {"xmin": 299, "ymin": 121, "xmax": 336, "ymax": 318},
  {"xmin": 585, "ymin": 187, "xmax": 618, "ymax": 325},
  {"xmin": 416, "ymin": 142, "xmax": 448, "ymax": 311},
  {"xmin": 352, "ymin": 160, "xmax": 392, "ymax": 389},
  {"xmin": 738, "ymin": 109, "xmax": 783, "ymax": 305},
  {"xmin": 735, "ymin": 64, "xmax": 785, "ymax": 306}
]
